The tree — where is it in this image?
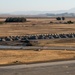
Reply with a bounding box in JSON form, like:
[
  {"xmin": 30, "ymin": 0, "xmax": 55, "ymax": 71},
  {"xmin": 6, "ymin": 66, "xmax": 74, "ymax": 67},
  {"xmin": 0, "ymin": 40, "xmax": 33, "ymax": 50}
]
[
  {"xmin": 67, "ymin": 21, "xmax": 74, "ymax": 24},
  {"xmin": 5, "ymin": 17, "xmax": 26, "ymax": 22},
  {"xmin": 56, "ymin": 17, "xmax": 61, "ymax": 21},
  {"xmin": 62, "ymin": 17, "xmax": 65, "ymax": 20}
]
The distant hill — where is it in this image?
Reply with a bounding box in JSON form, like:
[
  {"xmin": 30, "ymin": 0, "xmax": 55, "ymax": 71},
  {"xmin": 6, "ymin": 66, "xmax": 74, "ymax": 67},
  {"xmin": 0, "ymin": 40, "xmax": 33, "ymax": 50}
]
[
  {"xmin": 68, "ymin": 8, "xmax": 75, "ymax": 13},
  {"xmin": 0, "ymin": 8, "xmax": 75, "ymax": 17},
  {"xmin": 10, "ymin": 8, "xmax": 75, "ymax": 15}
]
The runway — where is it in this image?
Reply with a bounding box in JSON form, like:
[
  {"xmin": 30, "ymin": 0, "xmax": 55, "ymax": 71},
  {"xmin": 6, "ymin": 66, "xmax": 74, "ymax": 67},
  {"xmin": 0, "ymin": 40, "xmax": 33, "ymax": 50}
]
[
  {"xmin": 0, "ymin": 60, "xmax": 75, "ymax": 75},
  {"xmin": 0, "ymin": 45, "xmax": 75, "ymax": 50}
]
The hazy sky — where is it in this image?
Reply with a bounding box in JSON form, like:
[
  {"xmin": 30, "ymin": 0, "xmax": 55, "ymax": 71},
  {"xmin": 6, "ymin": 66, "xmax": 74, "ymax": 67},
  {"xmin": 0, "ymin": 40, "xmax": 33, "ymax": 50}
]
[{"xmin": 0, "ymin": 0, "xmax": 75, "ymax": 13}]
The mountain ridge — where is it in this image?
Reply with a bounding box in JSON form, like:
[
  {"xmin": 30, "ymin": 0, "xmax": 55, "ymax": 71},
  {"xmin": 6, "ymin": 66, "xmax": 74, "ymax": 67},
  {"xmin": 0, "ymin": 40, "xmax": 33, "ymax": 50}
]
[
  {"xmin": 9, "ymin": 8, "xmax": 75, "ymax": 15},
  {"xmin": 0, "ymin": 8, "xmax": 75, "ymax": 17}
]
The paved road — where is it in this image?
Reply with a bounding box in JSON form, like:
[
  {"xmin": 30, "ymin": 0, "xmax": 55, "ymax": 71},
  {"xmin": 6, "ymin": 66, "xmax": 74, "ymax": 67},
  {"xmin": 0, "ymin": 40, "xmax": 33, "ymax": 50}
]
[
  {"xmin": 0, "ymin": 45, "xmax": 75, "ymax": 50},
  {"xmin": 0, "ymin": 60, "xmax": 75, "ymax": 75}
]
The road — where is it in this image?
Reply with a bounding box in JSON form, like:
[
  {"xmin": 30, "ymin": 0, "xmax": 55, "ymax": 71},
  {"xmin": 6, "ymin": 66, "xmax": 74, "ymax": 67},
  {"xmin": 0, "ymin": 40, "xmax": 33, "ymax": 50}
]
[
  {"xmin": 0, "ymin": 60, "xmax": 75, "ymax": 75},
  {"xmin": 0, "ymin": 45, "xmax": 75, "ymax": 50}
]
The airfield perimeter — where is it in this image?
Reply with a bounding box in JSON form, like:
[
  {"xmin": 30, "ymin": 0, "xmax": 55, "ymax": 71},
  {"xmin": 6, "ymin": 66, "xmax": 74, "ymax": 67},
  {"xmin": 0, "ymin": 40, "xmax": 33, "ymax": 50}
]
[{"xmin": 0, "ymin": 17, "xmax": 75, "ymax": 65}]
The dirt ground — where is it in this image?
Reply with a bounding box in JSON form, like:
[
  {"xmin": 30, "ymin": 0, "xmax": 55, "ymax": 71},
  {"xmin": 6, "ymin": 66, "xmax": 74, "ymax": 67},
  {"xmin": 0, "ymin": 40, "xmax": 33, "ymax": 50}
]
[
  {"xmin": 0, "ymin": 17, "xmax": 75, "ymax": 36},
  {"xmin": 0, "ymin": 17, "xmax": 75, "ymax": 65},
  {"xmin": 38, "ymin": 38, "xmax": 75, "ymax": 47},
  {"xmin": 0, "ymin": 17, "xmax": 75, "ymax": 46},
  {"xmin": 0, "ymin": 50, "xmax": 75, "ymax": 65}
]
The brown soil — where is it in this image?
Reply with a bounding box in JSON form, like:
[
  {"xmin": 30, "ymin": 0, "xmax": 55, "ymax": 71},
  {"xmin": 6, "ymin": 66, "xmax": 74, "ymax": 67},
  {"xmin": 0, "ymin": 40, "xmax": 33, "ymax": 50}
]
[{"xmin": 0, "ymin": 50, "xmax": 75, "ymax": 65}]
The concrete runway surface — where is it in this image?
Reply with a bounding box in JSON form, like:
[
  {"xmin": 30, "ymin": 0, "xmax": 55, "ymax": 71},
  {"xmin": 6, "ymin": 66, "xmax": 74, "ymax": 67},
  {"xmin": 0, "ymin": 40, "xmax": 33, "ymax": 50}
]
[
  {"xmin": 0, "ymin": 45, "xmax": 75, "ymax": 50},
  {"xmin": 0, "ymin": 60, "xmax": 75, "ymax": 75}
]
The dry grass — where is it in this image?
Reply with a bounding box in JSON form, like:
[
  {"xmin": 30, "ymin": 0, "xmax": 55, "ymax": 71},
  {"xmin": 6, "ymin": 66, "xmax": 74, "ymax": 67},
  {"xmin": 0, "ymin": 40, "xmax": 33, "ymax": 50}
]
[
  {"xmin": 0, "ymin": 17, "xmax": 75, "ymax": 65},
  {"xmin": 0, "ymin": 18, "xmax": 75, "ymax": 36},
  {"xmin": 38, "ymin": 39, "xmax": 75, "ymax": 47},
  {"xmin": 0, "ymin": 50, "xmax": 75, "ymax": 65}
]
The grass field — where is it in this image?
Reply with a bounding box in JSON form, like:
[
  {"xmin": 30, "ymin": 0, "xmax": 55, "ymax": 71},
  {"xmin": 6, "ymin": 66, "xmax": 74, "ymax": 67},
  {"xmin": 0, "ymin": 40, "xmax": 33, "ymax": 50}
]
[
  {"xmin": 0, "ymin": 17, "xmax": 75, "ymax": 36},
  {"xmin": 0, "ymin": 50, "xmax": 75, "ymax": 65},
  {"xmin": 38, "ymin": 38, "xmax": 75, "ymax": 47},
  {"xmin": 0, "ymin": 17, "xmax": 75, "ymax": 65}
]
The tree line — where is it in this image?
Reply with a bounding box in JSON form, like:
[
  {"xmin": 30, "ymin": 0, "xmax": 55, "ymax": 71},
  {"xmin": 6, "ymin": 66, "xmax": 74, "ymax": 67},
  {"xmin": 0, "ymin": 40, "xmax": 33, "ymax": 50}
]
[{"xmin": 5, "ymin": 17, "xmax": 26, "ymax": 22}]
